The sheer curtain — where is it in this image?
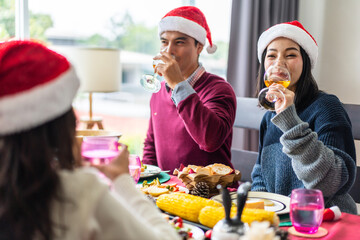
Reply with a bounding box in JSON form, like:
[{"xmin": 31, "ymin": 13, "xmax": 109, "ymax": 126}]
[{"xmin": 227, "ymin": 0, "xmax": 298, "ymax": 151}]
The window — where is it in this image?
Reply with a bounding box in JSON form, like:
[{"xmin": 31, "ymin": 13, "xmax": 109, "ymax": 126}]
[
  {"xmin": 0, "ymin": 0, "xmax": 15, "ymax": 40},
  {"xmin": 8, "ymin": 0, "xmax": 232, "ymax": 155}
]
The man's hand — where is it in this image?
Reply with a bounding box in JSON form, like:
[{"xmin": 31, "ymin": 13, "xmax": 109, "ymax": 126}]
[{"xmin": 153, "ymin": 51, "xmax": 183, "ymax": 89}]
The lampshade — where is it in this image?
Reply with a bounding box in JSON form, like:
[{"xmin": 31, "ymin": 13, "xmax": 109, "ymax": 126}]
[
  {"xmin": 50, "ymin": 46, "xmax": 121, "ymax": 130},
  {"xmin": 51, "ymin": 46, "xmax": 121, "ymax": 93}
]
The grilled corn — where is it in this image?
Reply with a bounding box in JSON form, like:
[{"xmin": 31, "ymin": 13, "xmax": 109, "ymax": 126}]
[
  {"xmin": 156, "ymin": 192, "xmax": 222, "ymax": 222},
  {"xmin": 198, "ymin": 206, "xmax": 279, "ymax": 228}
]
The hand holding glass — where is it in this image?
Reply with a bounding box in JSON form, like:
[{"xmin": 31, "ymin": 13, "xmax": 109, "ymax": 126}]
[
  {"xmin": 290, "ymin": 188, "xmax": 325, "ymax": 234},
  {"xmin": 81, "ymin": 137, "xmax": 141, "ymax": 183},
  {"xmin": 140, "ymin": 47, "xmax": 168, "ymax": 93},
  {"xmin": 258, "ymin": 62, "xmax": 291, "ymax": 111}
]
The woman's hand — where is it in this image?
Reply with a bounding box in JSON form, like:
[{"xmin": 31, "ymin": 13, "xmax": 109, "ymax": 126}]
[
  {"xmin": 93, "ymin": 143, "xmax": 130, "ymax": 181},
  {"xmin": 267, "ymin": 84, "xmax": 295, "ymax": 114}
]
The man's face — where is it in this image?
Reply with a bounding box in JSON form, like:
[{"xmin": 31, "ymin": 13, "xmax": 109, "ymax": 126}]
[{"xmin": 160, "ymin": 31, "xmax": 203, "ymax": 78}]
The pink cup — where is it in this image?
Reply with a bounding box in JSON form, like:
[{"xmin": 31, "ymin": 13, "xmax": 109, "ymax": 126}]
[
  {"xmin": 81, "ymin": 136, "xmax": 119, "ymax": 165},
  {"xmin": 290, "ymin": 188, "xmax": 325, "ymax": 234},
  {"xmin": 129, "ymin": 155, "xmax": 141, "ymax": 183}
]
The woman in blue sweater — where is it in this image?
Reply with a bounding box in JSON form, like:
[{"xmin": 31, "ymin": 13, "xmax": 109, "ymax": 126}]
[{"xmin": 251, "ymin": 20, "xmax": 357, "ymax": 214}]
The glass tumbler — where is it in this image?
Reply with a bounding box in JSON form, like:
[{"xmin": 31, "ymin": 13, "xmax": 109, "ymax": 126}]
[
  {"xmin": 290, "ymin": 188, "xmax": 325, "ymax": 234},
  {"xmin": 129, "ymin": 154, "xmax": 141, "ymax": 183},
  {"xmin": 81, "ymin": 136, "xmax": 120, "ymax": 165}
]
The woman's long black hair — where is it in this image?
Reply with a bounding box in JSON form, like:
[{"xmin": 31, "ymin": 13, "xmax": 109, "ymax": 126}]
[
  {"xmin": 256, "ymin": 46, "xmax": 321, "ymax": 111},
  {"xmin": 0, "ymin": 109, "xmax": 78, "ymax": 240}
]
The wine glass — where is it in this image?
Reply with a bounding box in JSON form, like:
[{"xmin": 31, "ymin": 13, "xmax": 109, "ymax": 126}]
[
  {"xmin": 290, "ymin": 188, "xmax": 325, "ymax": 234},
  {"xmin": 258, "ymin": 62, "xmax": 291, "ymax": 111},
  {"xmin": 140, "ymin": 47, "xmax": 168, "ymax": 93}
]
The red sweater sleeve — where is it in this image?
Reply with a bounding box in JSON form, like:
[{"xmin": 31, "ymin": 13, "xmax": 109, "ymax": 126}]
[{"xmin": 177, "ymin": 80, "xmax": 236, "ymax": 152}]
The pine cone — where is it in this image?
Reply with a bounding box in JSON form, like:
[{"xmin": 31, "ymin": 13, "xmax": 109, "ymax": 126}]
[{"xmin": 190, "ymin": 182, "xmax": 210, "ymax": 198}]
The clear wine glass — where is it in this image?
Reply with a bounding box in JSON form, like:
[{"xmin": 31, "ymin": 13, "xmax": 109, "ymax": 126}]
[
  {"xmin": 258, "ymin": 62, "xmax": 291, "ymax": 111},
  {"xmin": 140, "ymin": 47, "xmax": 168, "ymax": 93}
]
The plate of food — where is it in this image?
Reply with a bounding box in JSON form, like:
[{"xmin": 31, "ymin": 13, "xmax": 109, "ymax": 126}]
[
  {"xmin": 139, "ymin": 178, "xmax": 189, "ymax": 198},
  {"xmin": 168, "ymin": 216, "xmax": 204, "ymax": 240},
  {"xmin": 181, "ymin": 222, "xmax": 204, "ymax": 240},
  {"xmin": 212, "ymin": 191, "xmax": 290, "ymax": 215},
  {"xmin": 140, "ymin": 164, "xmax": 161, "ymax": 179}
]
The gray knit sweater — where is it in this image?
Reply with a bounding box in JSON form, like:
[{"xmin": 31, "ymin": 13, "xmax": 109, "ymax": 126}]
[{"xmin": 251, "ymin": 93, "xmax": 357, "ymax": 214}]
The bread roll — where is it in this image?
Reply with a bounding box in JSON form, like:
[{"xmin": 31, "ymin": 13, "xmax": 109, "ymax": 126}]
[
  {"xmin": 209, "ymin": 163, "xmax": 233, "ymax": 175},
  {"xmin": 196, "ymin": 166, "xmax": 212, "ymax": 175}
]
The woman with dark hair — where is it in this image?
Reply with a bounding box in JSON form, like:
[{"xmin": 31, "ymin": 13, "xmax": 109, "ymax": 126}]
[
  {"xmin": 251, "ymin": 21, "xmax": 357, "ymax": 214},
  {"xmin": 0, "ymin": 40, "xmax": 180, "ymax": 240}
]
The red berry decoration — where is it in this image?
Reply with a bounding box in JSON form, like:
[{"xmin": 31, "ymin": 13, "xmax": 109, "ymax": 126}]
[{"xmin": 205, "ymin": 229, "xmax": 212, "ymax": 240}]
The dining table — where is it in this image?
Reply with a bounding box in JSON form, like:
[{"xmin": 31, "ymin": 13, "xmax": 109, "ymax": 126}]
[{"xmin": 161, "ymin": 174, "xmax": 360, "ymax": 240}]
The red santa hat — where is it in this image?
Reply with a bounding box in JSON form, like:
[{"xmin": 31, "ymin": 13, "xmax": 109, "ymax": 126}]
[
  {"xmin": 257, "ymin": 20, "xmax": 318, "ymax": 69},
  {"xmin": 158, "ymin": 6, "xmax": 217, "ymax": 54},
  {"xmin": 0, "ymin": 40, "xmax": 80, "ymax": 135}
]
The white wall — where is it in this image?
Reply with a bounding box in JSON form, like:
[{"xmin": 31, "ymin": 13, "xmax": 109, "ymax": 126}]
[
  {"xmin": 299, "ymin": 0, "xmax": 360, "ymax": 167},
  {"xmin": 299, "ymin": 0, "xmax": 360, "ymax": 105}
]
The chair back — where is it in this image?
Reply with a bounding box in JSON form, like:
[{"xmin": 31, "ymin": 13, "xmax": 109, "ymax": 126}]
[
  {"xmin": 343, "ymin": 103, "xmax": 360, "ymax": 203},
  {"xmin": 231, "ymin": 97, "xmax": 265, "ymax": 182},
  {"xmin": 343, "ymin": 104, "xmax": 360, "ymax": 140},
  {"xmin": 233, "ymin": 97, "xmax": 265, "ymax": 130}
]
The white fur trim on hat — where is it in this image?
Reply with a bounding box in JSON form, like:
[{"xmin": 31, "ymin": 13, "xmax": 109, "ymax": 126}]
[
  {"xmin": 0, "ymin": 66, "xmax": 80, "ymax": 135},
  {"xmin": 257, "ymin": 23, "xmax": 318, "ymax": 69},
  {"xmin": 159, "ymin": 16, "xmax": 207, "ymax": 45}
]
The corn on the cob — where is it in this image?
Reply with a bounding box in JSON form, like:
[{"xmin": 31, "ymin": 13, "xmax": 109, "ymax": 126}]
[
  {"xmin": 198, "ymin": 206, "xmax": 279, "ymax": 228},
  {"xmin": 156, "ymin": 192, "xmax": 222, "ymax": 222}
]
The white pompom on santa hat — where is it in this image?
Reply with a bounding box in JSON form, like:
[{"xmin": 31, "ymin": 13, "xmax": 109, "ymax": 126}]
[
  {"xmin": 257, "ymin": 20, "xmax": 318, "ymax": 69},
  {"xmin": 323, "ymin": 206, "xmax": 341, "ymax": 221},
  {"xmin": 0, "ymin": 40, "xmax": 80, "ymax": 135},
  {"xmin": 158, "ymin": 6, "xmax": 217, "ymax": 54}
]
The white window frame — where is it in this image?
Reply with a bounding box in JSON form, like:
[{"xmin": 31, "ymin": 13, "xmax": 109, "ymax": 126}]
[{"xmin": 15, "ymin": 0, "xmax": 30, "ymax": 39}]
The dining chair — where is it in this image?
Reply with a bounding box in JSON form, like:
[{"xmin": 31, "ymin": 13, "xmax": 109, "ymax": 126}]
[
  {"xmin": 231, "ymin": 97, "xmax": 265, "ymax": 182},
  {"xmin": 343, "ymin": 103, "xmax": 360, "ymax": 204}
]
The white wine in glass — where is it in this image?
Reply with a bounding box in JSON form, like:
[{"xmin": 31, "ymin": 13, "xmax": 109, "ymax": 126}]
[
  {"xmin": 140, "ymin": 47, "xmax": 168, "ymax": 93},
  {"xmin": 258, "ymin": 62, "xmax": 291, "ymax": 111}
]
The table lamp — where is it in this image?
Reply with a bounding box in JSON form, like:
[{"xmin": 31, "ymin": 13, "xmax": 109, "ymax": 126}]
[{"xmin": 68, "ymin": 47, "xmax": 121, "ymax": 129}]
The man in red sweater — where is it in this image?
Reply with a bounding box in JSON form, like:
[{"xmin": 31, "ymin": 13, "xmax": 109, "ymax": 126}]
[{"xmin": 142, "ymin": 6, "xmax": 237, "ymax": 173}]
